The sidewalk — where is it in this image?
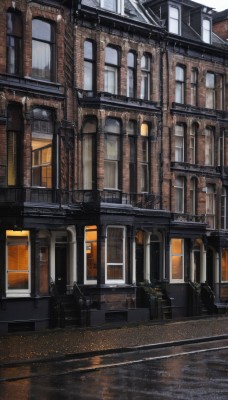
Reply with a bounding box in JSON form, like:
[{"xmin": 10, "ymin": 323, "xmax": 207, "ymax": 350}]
[{"xmin": 0, "ymin": 316, "xmax": 228, "ymax": 364}]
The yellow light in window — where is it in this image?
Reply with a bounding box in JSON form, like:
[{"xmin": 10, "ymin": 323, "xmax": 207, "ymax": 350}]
[{"xmin": 6, "ymin": 230, "xmax": 30, "ymax": 237}]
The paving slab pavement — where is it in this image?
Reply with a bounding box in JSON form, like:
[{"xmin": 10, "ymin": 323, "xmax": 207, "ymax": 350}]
[{"xmin": 0, "ymin": 316, "xmax": 228, "ymax": 364}]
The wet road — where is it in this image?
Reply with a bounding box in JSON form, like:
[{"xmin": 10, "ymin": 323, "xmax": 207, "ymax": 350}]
[{"xmin": 0, "ymin": 338, "xmax": 227, "ymax": 399}]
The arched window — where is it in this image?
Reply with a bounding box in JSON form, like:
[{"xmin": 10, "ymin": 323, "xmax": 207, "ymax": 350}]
[
  {"xmin": 190, "ymin": 178, "xmax": 197, "ymax": 216},
  {"xmin": 205, "ymin": 128, "xmax": 214, "ymax": 166},
  {"xmin": 175, "ymin": 66, "xmax": 185, "ymax": 104},
  {"xmin": 6, "ymin": 10, "xmax": 22, "ymax": 75},
  {"xmin": 128, "ymin": 120, "xmax": 137, "ymax": 193},
  {"xmin": 82, "ymin": 118, "xmax": 97, "ymax": 190},
  {"xmin": 104, "ymin": 118, "xmax": 121, "ymax": 189},
  {"xmin": 32, "ymin": 19, "xmax": 55, "ymax": 81},
  {"xmin": 175, "ymin": 177, "xmax": 185, "ymax": 213}
]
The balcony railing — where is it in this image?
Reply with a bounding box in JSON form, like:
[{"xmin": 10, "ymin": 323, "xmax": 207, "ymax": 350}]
[
  {"xmin": 0, "ymin": 187, "xmax": 162, "ymax": 210},
  {"xmin": 172, "ymin": 213, "xmax": 206, "ymax": 223}
]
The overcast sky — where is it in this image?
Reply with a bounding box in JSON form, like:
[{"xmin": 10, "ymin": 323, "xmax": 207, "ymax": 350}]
[{"xmin": 192, "ymin": 0, "xmax": 227, "ymax": 12}]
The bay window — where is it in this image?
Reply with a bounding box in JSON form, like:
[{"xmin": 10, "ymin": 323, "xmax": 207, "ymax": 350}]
[
  {"xmin": 32, "ymin": 108, "xmax": 53, "ymax": 188},
  {"xmin": 106, "ymin": 226, "xmax": 125, "ymax": 283},
  {"xmin": 170, "ymin": 239, "xmax": 184, "ymax": 282},
  {"xmin": 104, "ymin": 118, "xmax": 121, "ymax": 189},
  {"xmin": 105, "ymin": 46, "xmax": 119, "ymax": 94},
  {"xmin": 32, "ymin": 19, "xmax": 55, "ymax": 81},
  {"xmin": 6, "ymin": 231, "xmax": 30, "ymax": 296},
  {"xmin": 6, "ymin": 10, "xmax": 22, "ymax": 75}
]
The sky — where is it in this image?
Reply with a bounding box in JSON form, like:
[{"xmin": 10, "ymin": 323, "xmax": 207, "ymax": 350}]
[{"xmin": 192, "ymin": 0, "xmax": 227, "ymax": 12}]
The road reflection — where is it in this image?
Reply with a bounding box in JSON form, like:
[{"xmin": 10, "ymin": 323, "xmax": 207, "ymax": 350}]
[{"xmin": 0, "ymin": 339, "xmax": 227, "ymax": 399}]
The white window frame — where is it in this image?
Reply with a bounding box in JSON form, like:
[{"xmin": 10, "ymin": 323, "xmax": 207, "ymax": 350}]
[
  {"xmin": 140, "ymin": 55, "xmax": 151, "ymax": 100},
  {"xmin": 6, "ymin": 231, "xmax": 31, "ymax": 298},
  {"xmin": 175, "ymin": 66, "xmax": 185, "ymax": 104},
  {"xmin": 105, "ymin": 226, "xmax": 125, "ymax": 284},
  {"xmin": 100, "ymin": 0, "xmax": 124, "ymax": 15},
  {"xmin": 170, "ymin": 238, "xmax": 184, "ymax": 283},
  {"xmin": 169, "ymin": 5, "xmax": 180, "ymax": 35},
  {"xmin": 202, "ymin": 18, "xmax": 211, "ymax": 44},
  {"xmin": 191, "ymin": 69, "xmax": 198, "ymax": 106},
  {"xmin": 175, "ymin": 125, "xmax": 184, "ymax": 162}
]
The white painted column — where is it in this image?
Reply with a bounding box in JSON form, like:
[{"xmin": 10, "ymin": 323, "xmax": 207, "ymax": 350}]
[
  {"xmin": 190, "ymin": 249, "xmax": 194, "ymax": 282},
  {"xmin": 144, "ymin": 232, "xmax": 150, "ymax": 282},
  {"xmin": 215, "ymin": 251, "xmax": 219, "ymax": 284},
  {"xmin": 200, "ymin": 242, "xmax": 207, "ymax": 283},
  {"xmin": 67, "ymin": 226, "xmax": 77, "ymax": 285},
  {"xmin": 50, "ymin": 232, "xmax": 56, "ymax": 283}
]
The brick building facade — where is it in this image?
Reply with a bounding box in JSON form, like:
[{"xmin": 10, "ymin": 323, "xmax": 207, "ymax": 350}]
[{"xmin": 0, "ymin": 0, "xmax": 228, "ymax": 332}]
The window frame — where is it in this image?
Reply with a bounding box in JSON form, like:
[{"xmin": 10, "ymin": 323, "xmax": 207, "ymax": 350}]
[
  {"xmin": 190, "ymin": 68, "xmax": 198, "ymax": 107},
  {"xmin": 32, "ymin": 18, "xmax": 55, "ymax": 81},
  {"xmin": 127, "ymin": 51, "xmax": 136, "ymax": 98},
  {"xmin": 169, "ymin": 5, "xmax": 180, "ymax": 35},
  {"xmin": 205, "ymin": 127, "xmax": 214, "ymax": 166},
  {"xmin": 205, "ymin": 72, "xmax": 215, "ymax": 109},
  {"xmin": 175, "ymin": 65, "xmax": 185, "ymax": 104},
  {"xmin": 140, "ymin": 54, "xmax": 151, "ymax": 100},
  {"xmin": 6, "ymin": 10, "xmax": 22, "ymax": 75},
  {"xmin": 190, "ymin": 178, "xmax": 197, "ymax": 216},
  {"xmin": 206, "ymin": 184, "xmax": 216, "ymax": 229},
  {"xmin": 170, "ymin": 238, "xmax": 184, "ymax": 283},
  {"xmin": 31, "ymin": 108, "xmax": 54, "ymax": 189},
  {"xmin": 140, "ymin": 123, "xmax": 149, "ymax": 193},
  {"xmin": 128, "ymin": 120, "xmax": 137, "ymax": 193},
  {"xmin": 6, "ymin": 231, "xmax": 31, "ymax": 297},
  {"xmin": 190, "ymin": 124, "xmax": 196, "ymax": 164},
  {"xmin": 104, "ymin": 118, "xmax": 121, "ymax": 190},
  {"xmin": 174, "ymin": 177, "xmax": 185, "ymax": 213},
  {"xmin": 105, "ymin": 226, "xmax": 125, "ymax": 284},
  {"xmin": 104, "ymin": 46, "xmax": 119, "ymax": 95},
  {"xmin": 202, "ymin": 18, "xmax": 211, "ymax": 44},
  {"xmin": 175, "ymin": 124, "xmax": 185, "ymax": 162},
  {"xmin": 83, "ymin": 40, "xmax": 95, "ymax": 92},
  {"xmin": 82, "ymin": 118, "xmax": 97, "ymax": 190},
  {"xmin": 222, "ymin": 249, "xmax": 228, "ymax": 282},
  {"xmin": 100, "ymin": 0, "xmax": 124, "ymax": 14},
  {"xmin": 84, "ymin": 225, "xmax": 97, "ymax": 285}
]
